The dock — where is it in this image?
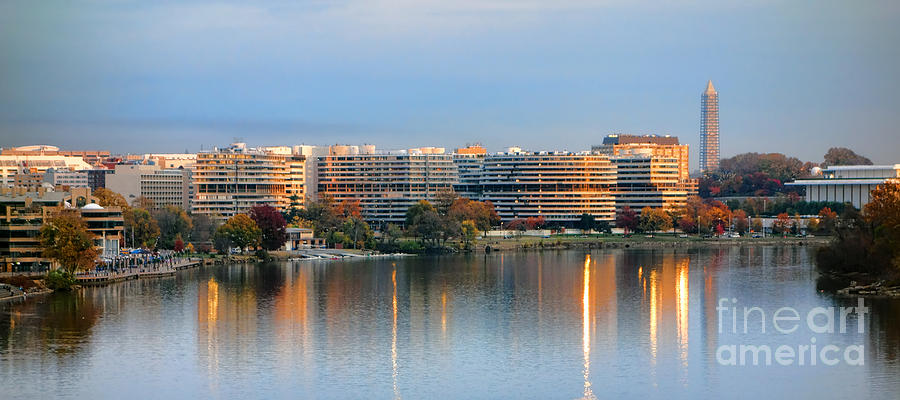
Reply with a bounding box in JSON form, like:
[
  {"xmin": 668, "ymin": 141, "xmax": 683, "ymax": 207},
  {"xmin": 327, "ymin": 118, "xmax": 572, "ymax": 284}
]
[{"xmin": 76, "ymin": 259, "xmax": 202, "ymax": 286}]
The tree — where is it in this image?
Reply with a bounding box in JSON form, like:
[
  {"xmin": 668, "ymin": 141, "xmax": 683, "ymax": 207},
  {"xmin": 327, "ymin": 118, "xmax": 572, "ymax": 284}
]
[
  {"xmin": 124, "ymin": 208, "xmax": 160, "ymax": 248},
  {"xmin": 153, "ymin": 206, "xmax": 192, "ymax": 249},
  {"xmin": 190, "ymin": 213, "xmax": 217, "ymax": 244},
  {"xmin": 447, "ymin": 198, "xmax": 499, "ymax": 231},
  {"xmin": 92, "ymin": 188, "xmax": 129, "ymax": 209},
  {"xmin": 341, "ymin": 216, "xmax": 374, "ymax": 249},
  {"xmin": 132, "ymin": 196, "xmax": 156, "ymax": 210},
  {"xmin": 733, "ymin": 210, "xmax": 749, "ymax": 234},
  {"xmin": 174, "ymin": 235, "xmax": 185, "ymax": 252},
  {"xmin": 576, "ymin": 214, "xmax": 596, "ymax": 232},
  {"xmin": 816, "ymin": 182, "xmax": 900, "ymax": 279},
  {"xmin": 751, "ymin": 217, "xmax": 763, "ymax": 233},
  {"xmin": 822, "ymin": 147, "xmax": 873, "ymax": 167},
  {"xmin": 616, "ymin": 207, "xmax": 639, "ymax": 234},
  {"xmin": 772, "ymin": 213, "xmax": 792, "ymax": 235},
  {"xmin": 215, "ymin": 214, "xmax": 261, "ymax": 252},
  {"xmin": 249, "ymin": 204, "xmax": 288, "ymax": 251},
  {"xmin": 406, "ymin": 200, "xmax": 437, "ymax": 227},
  {"xmin": 384, "ymin": 223, "xmax": 403, "ymax": 245},
  {"xmin": 638, "ymin": 207, "xmax": 672, "ymax": 233},
  {"xmin": 864, "ymin": 181, "xmax": 900, "ymax": 270},
  {"xmin": 40, "ymin": 211, "xmax": 98, "ymax": 273},
  {"xmin": 460, "ymin": 220, "xmax": 479, "ymax": 250}
]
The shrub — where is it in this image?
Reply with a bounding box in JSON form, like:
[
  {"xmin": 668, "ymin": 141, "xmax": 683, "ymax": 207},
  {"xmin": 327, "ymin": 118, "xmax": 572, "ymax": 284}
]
[
  {"xmin": 45, "ymin": 269, "xmax": 76, "ymax": 291},
  {"xmin": 398, "ymin": 240, "xmax": 424, "ymax": 254}
]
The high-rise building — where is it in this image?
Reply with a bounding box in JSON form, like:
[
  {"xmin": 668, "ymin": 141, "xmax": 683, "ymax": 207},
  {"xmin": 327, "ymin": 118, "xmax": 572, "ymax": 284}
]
[
  {"xmin": 453, "ymin": 145, "xmax": 487, "ymax": 199},
  {"xmin": 610, "ymin": 155, "xmax": 690, "ymax": 213},
  {"xmin": 191, "ymin": 143, "xmax": 305, "ymax": 219},
  {"xmin": 478, "ymin": 149, "xmax": 617, "ymax": 223},
  {"xmin": 106, "ymin": 164, "xmax": 193, "ymax": 210},
  {"xmin": 699, "ymin": 80, "xmax": 719, "ymax": 173},
  {"xmin": 317, "ymin": 146, "xmax": 457, "ymax": 225},
  {"xmin": 593, "ymin": 134, "xmax": 691, "ymax": 181}
]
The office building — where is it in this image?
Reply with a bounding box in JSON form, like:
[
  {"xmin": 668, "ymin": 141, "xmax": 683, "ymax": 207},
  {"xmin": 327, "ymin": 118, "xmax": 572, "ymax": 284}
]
[
  {"xmin": 317, "ymin": 146, "xmax": 457, "ymax": 224},
  {"xmin": 700, "ymin": 80, "xmax": 720, "ymax": 173},
  {"xmin": 43, "ymin": 168, "xmax": 89, "ymax": 189},
  {"xmin": 0, "ymin": 187, "xmax": 123, "ymax": 272},
  {"xmin": 786, "ymin": 164, "xmax": 900, "ymax": 209},
  {"xmin": 593, "ymin": 134, "xmax": 691, "ymax": 181},
  {"xmin": 87, "ymin": 168, "xmax": 113, "ymax": 190},
  {"xmin": 294, "ymin": 145, "xmax": 330, "ymax": 202},
  {"xmin": 478, "ymin": 149, "xmax": 617, "ymax": 224}
]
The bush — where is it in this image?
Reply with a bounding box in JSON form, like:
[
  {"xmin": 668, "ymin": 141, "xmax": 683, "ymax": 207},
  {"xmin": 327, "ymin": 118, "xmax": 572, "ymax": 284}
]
[
  {"xmin": 398, "ymin": 240, "xmax": 424, "ymax": 254},
  {"xmin": 45, "ymin": 269, "xmax": 76, "ymax": 291}
]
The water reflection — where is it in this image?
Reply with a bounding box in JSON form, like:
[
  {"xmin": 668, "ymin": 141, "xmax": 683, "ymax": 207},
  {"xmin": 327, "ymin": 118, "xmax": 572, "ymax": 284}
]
[{"xmin": 1, "ymin": 247, "xmax": 899, "ymax": 399}]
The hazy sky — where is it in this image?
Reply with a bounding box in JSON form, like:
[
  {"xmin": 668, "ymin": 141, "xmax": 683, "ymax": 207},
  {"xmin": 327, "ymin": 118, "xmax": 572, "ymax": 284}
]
[{"xmin": 1, "ymin": 0, "xmax": 898, "ymax": 169}]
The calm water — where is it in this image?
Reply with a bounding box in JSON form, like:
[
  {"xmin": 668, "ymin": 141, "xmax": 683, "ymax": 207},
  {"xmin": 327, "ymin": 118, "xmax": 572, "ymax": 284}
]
[{"xmin": 2, "ymin": 247, "xmax": 899, "ymax": 399}]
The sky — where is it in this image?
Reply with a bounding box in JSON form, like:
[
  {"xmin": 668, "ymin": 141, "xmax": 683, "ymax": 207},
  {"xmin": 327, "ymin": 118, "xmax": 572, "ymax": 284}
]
[{"xmin": 1, "ymin": 0, "xmax": 898, "ymax": 169}]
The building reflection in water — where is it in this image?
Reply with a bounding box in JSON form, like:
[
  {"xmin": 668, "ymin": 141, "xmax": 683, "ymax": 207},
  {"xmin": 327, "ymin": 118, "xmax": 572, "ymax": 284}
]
[
  {"xmin": 636, "ymin": 252, "xmax": 692, "ymax": 383},
  {"xmin": 582, "ymin": 254, "xmax": 595, "ymax": 400},
  {"xmin": 392, "ymin": 264, "xmax": 400, "ymax": 400}
]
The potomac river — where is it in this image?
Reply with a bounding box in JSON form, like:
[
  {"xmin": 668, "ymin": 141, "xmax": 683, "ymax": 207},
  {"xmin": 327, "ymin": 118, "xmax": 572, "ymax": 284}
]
[{"xmin": 2, "ymin": 247, "xmax": 899, "ymax": 399}]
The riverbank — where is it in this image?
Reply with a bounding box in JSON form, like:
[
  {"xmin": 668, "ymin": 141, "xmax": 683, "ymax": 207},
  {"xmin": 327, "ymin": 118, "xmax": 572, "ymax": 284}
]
[{"xmin": 475, "ymin": 234, "xmax": 830, "ymax": 252}]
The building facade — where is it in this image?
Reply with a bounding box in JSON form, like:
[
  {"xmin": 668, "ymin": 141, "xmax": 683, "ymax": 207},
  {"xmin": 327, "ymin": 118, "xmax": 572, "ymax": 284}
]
[
  {"xmin": 453, "ymin": 145, "xmax": 487, "ymax": 199},
  {"xmin": 106, "ymin": 164, "xmax": 192, "ymax": 209},
  {"xmin": 0, "ymin": 187, "xmax": 123, "ymax": 272},
  {"xmin": 699, "ymin": 80, "xmax": 720, "ymax": 173},
  {"xmin": 478, "ymin": 150, "xmax": 617, "ymax": 224},
  {"xmin": 786, "ymin": 165, "xmax": 900, "ymax": 209},
  {"xmin": 43, "ymin": 168, "xmax": 89, "ymax": 188},
  {"xmin": 192, "ymin": 143, "xmax": 304, "ymax": 218},
  {"xmin": 0, "ymin": 155, "xmax": 93, "ymax": 187},
  {"xmin": 611, "ymin": 155, "xmax": 690, "ymax": 213},
  {"xmin": 317, "ymin": 146, "xmax": 457, "ymax": 225}
]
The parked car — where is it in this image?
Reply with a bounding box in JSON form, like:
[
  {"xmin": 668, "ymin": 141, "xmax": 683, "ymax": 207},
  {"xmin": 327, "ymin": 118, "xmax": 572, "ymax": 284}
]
[
  {"xmin": 678, "ymin": 234, "xmax": 689, "ymax": 238},
  {"xmin": 752, "ymin": 234, "xmax": 762, "ymax": 238}
]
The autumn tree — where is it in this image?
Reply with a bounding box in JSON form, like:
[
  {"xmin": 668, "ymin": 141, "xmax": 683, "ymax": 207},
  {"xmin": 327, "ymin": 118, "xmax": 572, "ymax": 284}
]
[
  {"xmin": 733, "ymin": 210, "xmax": 749, "ymax": 234},
  {"xmin": 616, "ymin": 207, "xmax": 639, "ymax": 234},
  {"xmin": 340, "ymin": 216, "xmax": 374, "ymax": 249},
  {"xmin": 460, "ymin": 220, "xmax": 479, "ymax": 250},
  {"xmin": 249, "ymin": 204, "xmax": 288, "ymax": 251},
  {"xmin": 822, "ymin": 147, "xmax": 873, "ymax": 167},
  {"xmin": 124, "ymin": 207, "xmax": 160, "ymax": 248},
  {"xmin": 40, "ymin": 211, "xmax": 98, "ymax": 273},
  {"xmin": 818, "ymin": 207, "xmax": 838, "ymax": 234},
  {"xmin": 447, "ymin": 197, "xmax": 500, "ymax": 231},
  {"xmin": 638, "ymin": 207, "xmax": 672, "ymax": 233},
  {"xmin": 772, "ymin": 213, "xmax": 792, "ymax": 235},
  {"xmin": 92, "ymin": 188, "xmax": 129, "ymax": 209},
  {"xmin": 215, "ymin": 214, "xmax": 261, "ymax": 252}
]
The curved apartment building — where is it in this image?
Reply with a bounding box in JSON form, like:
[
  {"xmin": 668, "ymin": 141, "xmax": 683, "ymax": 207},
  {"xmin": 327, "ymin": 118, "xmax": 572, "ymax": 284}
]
[
  {"xmin": 317, "ymin": 147, "xmax": 457, "ymax": 224},
  {"xmin": 479, "ymin": 151, "xmax": 617, "ymax": 223}
]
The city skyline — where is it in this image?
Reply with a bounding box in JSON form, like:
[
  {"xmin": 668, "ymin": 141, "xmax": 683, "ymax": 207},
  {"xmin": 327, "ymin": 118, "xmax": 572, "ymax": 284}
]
[{"xmin": 2, "ymin": 1, "xmax": 899, "ymax": 169}]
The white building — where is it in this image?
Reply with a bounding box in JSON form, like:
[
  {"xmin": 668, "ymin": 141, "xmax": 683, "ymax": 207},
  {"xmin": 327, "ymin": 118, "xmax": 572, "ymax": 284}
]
[
  {"xmin": 0, "ymin": 155, "xmax": 93, "ymax": 187},
  {"xmin": 43, "ymin": 168, "xmax": 90, "ymax": 188},
  {"xmin": 786, "ymin": 164, "xmax": 900, "ymax": 209}
]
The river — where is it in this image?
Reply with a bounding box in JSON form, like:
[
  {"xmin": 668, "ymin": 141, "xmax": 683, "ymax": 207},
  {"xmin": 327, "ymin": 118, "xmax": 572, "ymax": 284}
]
[{"xmin": 2, "ymin": 247, "xmax": 899, "ymax": 399}]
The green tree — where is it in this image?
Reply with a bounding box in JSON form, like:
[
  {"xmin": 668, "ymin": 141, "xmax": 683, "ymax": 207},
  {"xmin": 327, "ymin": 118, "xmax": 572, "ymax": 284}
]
[
  {"xmin": 215, "ymin": 214, "xmax": 261, "ymax": 252},
  {"xmin": 153, "ymin": 206, "xmax": 192, "ymax": 249},
  {"xmin": 341, "ymin": 216, "xmax": 374, "ymax": 249},
  {"xmin": 124, "ymin": 207, "xmax": 160, "ymax": 248},
  {"xmin": 40, "ymin": 211, "xmax": 98, "ymax": 273}
]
